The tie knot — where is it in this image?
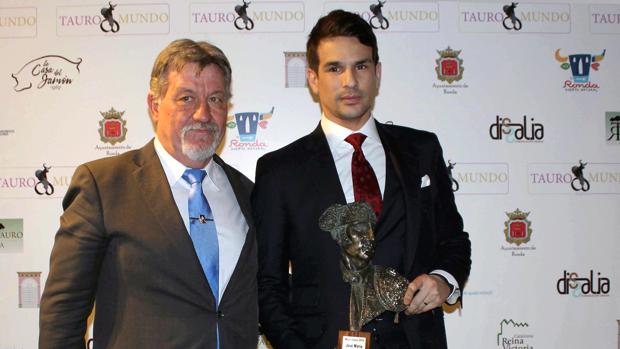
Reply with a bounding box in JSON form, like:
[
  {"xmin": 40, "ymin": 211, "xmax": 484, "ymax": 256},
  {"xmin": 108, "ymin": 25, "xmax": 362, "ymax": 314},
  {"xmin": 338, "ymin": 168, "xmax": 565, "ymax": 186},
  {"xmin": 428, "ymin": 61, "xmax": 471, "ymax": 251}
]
[
  {"xmin": 345, "ymin": 133, "xmax": 367, "ymax": 150},
  {"xmin": 183, "ymin": 169, "xmax": 207, "ymax": 185}
]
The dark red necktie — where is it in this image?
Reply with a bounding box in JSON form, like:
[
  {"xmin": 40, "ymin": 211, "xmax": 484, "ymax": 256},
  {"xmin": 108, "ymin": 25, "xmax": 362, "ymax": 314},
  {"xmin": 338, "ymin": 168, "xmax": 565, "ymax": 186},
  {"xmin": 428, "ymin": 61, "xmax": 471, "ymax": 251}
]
[{"xmin": 345, "ymin": 133, "xmax": 382, "ymax": 219}]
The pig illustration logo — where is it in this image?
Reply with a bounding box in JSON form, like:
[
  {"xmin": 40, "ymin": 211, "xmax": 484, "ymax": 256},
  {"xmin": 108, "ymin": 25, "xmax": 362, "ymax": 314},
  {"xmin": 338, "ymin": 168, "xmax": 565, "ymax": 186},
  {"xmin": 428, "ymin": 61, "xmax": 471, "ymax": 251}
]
[{"xmin": 11, "ymin": 55, "xmax": 82, "ymax": 92}]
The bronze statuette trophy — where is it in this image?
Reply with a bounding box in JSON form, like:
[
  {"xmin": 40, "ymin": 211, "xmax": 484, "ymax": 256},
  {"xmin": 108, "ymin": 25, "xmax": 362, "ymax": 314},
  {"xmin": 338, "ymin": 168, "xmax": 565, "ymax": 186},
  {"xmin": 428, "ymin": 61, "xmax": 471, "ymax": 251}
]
[{"xmin": 319, "ymin": 202, "xmax": 409, "ymax": 349}]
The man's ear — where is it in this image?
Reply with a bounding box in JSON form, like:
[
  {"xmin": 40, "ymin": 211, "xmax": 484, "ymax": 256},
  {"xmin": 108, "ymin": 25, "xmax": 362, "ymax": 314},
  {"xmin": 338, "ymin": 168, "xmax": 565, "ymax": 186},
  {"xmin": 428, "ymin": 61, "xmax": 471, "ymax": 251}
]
[
  {"xmin": 306, "ymin": 68, "xmax": 319, "ymax": 96},
  {"xmin": 147, "ymin": 92, "xmax": 159, "ymax": 123}
]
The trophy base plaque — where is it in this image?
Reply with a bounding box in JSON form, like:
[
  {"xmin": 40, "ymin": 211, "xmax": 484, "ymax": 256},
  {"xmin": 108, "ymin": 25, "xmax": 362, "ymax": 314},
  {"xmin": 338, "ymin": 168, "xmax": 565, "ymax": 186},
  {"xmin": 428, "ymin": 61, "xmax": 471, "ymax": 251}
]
[{"xmin": 338, "ymin": 330, "xmax": 371, "ymax": 349}]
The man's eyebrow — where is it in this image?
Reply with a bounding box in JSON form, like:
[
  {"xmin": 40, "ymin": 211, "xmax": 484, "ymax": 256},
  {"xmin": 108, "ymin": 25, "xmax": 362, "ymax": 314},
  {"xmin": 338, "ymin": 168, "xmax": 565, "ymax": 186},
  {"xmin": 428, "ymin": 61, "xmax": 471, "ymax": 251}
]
[
  {"xmin": 323, "ymin": 61, "xmax": 341, "ymax": 67},
  {"xmin": 209, "ymin": 89, "xmax": 227, "ymax": 95},
  {"xmin": 322, "ymin": 58, "xmax": 372, "ymax": 67},
  {"xmin": 173, "ymin": 87, "xmax": 195, "ymax": 95}
]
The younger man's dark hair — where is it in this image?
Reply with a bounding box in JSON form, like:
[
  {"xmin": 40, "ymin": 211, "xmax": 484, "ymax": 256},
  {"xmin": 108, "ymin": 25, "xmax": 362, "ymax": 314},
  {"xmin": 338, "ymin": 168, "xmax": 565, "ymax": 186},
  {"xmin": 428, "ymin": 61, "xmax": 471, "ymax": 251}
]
[{"xmin": 306, "ymin": 10, "xmax": 379, "ymax": 72}]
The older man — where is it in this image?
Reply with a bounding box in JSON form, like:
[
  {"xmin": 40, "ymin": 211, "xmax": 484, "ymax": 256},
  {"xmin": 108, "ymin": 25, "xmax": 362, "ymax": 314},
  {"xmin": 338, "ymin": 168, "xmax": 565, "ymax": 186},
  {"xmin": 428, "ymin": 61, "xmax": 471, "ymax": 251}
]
[{"xmin": 39, "ymin": 39, "xmax": 257, "ymax": 349}]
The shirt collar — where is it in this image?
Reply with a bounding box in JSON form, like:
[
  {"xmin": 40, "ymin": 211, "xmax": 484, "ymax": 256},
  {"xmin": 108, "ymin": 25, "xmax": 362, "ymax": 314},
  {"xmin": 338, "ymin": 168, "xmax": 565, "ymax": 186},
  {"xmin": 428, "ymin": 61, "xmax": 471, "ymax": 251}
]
[
  {"xmin": 320, "ymin": 113, "xmax": 381, "ymax": 152},
  {"xmin": 153, "ymin": 137, "xmax": 221, "ymax": 191}
]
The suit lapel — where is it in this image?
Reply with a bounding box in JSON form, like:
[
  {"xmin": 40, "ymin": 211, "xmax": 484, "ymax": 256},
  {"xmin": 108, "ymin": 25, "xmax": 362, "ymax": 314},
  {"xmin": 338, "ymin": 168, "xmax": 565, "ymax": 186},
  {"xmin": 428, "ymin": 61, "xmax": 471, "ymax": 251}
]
[
  {"xmin": 214, "ymin": 155, "xmax": 253, "ymax": 227},
  {"xmin": 213, "ymin": 155, "xmax": 256, "ymax": 304},
  {"xmin": 303, "ymin": 124, "xmax": 347, "ymax": 208},
  {"xmin": 376, "ymin": 122, "xmax": 422, "ymax": 276},
  {"xmin": 131, "ymin": 140, "xmax": 216, "ymax": 305},
  {"xmin": 305, "ymin": 121, "xmax": 422, "ymax": 276}
]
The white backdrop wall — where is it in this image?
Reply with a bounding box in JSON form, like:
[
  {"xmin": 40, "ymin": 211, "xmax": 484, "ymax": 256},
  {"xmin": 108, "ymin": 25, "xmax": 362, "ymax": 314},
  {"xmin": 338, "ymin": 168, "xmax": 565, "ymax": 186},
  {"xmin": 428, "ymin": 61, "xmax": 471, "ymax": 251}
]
[{"xmin": 1, "ymin": 0, "xmax": 618, "ymax": 348}]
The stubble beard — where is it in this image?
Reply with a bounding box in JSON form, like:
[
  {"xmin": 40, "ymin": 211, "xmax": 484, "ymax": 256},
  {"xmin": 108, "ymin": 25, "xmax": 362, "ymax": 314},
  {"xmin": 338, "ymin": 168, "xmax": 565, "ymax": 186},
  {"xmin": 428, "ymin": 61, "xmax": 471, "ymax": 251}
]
[{"xmin": 334, "ymin": 90, "xmax": 374, "ymax": 122}]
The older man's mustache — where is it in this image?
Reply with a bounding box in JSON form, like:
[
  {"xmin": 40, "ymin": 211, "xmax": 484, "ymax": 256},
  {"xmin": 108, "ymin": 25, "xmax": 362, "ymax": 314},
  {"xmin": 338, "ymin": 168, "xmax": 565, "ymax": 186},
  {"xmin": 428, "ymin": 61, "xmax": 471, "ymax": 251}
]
[{"xmin": 182, "ymin": 122, "xmax": 220, "ymax": 135}]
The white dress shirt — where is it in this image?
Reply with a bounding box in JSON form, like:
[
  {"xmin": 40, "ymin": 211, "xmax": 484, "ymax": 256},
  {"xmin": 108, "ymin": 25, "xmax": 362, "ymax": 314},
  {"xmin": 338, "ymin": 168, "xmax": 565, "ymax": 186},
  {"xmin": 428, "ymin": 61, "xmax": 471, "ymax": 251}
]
[
  {"xmin": 321, "ymin": 114, "xmax": 386, "ymax": 201},
  {"xmin": 154, "ymin": 138, "xmax": 248, "ymax": 302},
  {"xmin": 320, "ymin": 115, "xmax": 461, "ymax": 304}
]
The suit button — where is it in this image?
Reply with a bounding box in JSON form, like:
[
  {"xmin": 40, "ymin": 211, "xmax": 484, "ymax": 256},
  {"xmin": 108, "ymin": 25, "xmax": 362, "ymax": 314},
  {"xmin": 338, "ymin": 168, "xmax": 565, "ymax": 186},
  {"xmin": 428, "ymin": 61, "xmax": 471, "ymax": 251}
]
[{"xmin": 217, "ymin": 311, "xmax": 224, "ymax": 318}]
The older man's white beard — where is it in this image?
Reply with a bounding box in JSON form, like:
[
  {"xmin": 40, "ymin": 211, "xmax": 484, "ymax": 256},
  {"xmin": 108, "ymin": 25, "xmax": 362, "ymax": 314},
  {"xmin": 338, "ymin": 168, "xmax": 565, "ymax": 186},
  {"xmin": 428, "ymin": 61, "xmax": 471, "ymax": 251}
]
[{"xmin": 181, "ymin": 122, "xmax": 223, "ymax": 162}]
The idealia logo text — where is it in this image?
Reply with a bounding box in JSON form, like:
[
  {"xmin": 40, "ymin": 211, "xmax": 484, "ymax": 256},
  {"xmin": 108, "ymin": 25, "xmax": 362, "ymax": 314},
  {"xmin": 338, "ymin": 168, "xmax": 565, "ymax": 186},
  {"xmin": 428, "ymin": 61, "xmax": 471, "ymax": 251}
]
[
  {"xmin": 556, "ymin": 270, "xmax": 610, "ymax": 297},
  {"xmin": 489, "ymin": 115, "xmax": 544, "ymax": 143}
]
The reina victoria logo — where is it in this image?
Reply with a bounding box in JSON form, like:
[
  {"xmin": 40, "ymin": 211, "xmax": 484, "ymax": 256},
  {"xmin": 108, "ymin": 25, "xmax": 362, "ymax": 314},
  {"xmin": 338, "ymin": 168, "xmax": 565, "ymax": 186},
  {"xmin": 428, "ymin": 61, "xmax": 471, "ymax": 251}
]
[
  {"xmin": 11, "ymin": 55, "xmax": 81, "ymax": 92},
  {"xmin": 497, "ymin": 319, "xmax": 534, "ymax": 348},
  {"xmin": 489, "ymin": 115, "xmax": 544, "ymax": 143},
  {"xmin": 555, "ymin": 48, "xmax": 606, "ymax": 92},
  {"xmin": 96, "ymin": 107, "xmax": 132, "ymax": 156},
  {"xmin": 556, "ymin": 270, "xmax": 610, "ymax": 297},
  {"xmin": 226, "ymin": 107, "xmax": 274, "ymax": 151},
  {"xmin": 433, "ymin": 47, "xmax": 468, "ymax": 94},
  {"xmin": 501, "ymin": 209, "xmax": 536, "ymax": 256}
]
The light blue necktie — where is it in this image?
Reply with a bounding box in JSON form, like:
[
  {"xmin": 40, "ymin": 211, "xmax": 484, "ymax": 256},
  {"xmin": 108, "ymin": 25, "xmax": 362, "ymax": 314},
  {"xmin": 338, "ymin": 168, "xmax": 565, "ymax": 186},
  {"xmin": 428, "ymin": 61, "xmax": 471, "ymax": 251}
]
[{"xmin": 182, "ymin": 169, "xmax": 219, "ymax": 304}]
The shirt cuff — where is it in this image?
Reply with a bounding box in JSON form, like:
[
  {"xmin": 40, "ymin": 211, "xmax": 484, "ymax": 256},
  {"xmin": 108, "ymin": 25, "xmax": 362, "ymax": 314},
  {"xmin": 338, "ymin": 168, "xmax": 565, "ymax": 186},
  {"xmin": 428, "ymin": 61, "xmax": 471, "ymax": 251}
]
[{"xmin": 430, "ymin": 269, "xmax": 461, "ymax": 305}]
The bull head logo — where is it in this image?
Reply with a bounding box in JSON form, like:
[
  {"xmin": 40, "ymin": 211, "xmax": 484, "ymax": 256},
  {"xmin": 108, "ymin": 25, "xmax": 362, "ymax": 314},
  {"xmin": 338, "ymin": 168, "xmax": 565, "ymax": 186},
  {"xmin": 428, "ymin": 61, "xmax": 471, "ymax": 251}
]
[
  {"xmin": 226, "ymin": 107, "xmax": 274, "ymax": 142},
  {"xmin": 555, "ymin": 49, "xmax": 606, "ymax": 83}
]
